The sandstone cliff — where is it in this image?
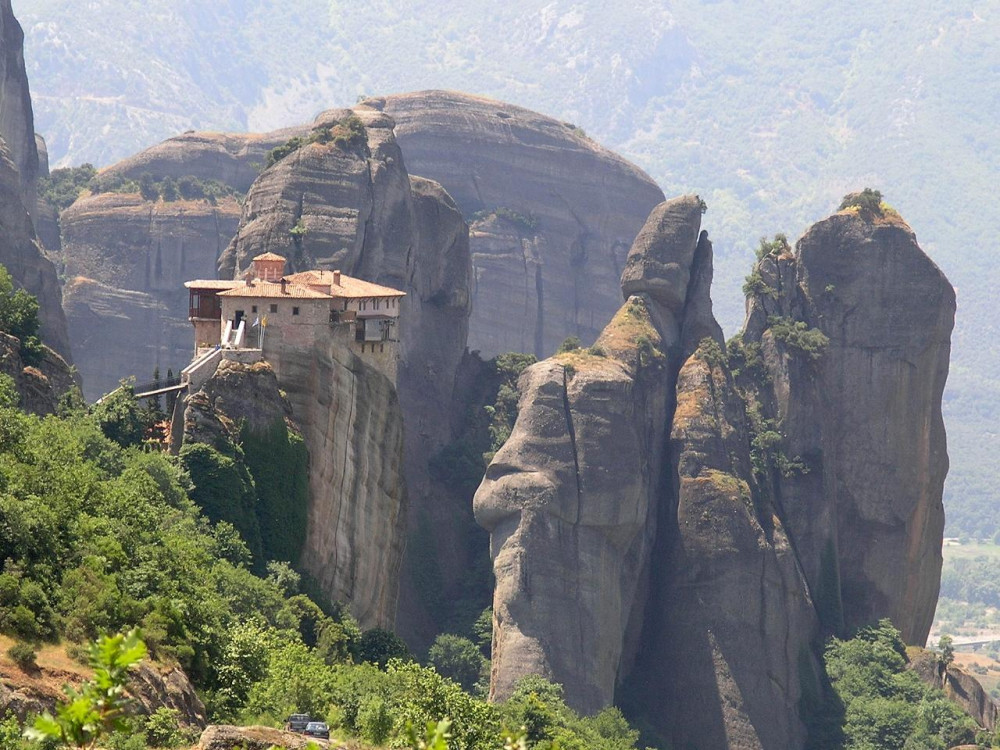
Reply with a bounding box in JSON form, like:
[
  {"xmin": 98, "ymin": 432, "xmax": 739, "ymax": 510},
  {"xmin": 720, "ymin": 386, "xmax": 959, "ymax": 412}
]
[
  {"xmin": 60, "ymin": 193, "xmax": 241, "ymax": 398},
  {"xmin": 0, "ymin": 331, "xmax": 75, "ymax": 414},
  {"xmin": 0, "ymin": 139, "xmax": 70, "ymax": 359},
  {"xmin": 0, "ymin": 0, "xmax": 38, "ymax": 206},
  {"xmin": 376, "ymin": 90, "xmax": 665, "ymax": 358},
  {"xmin": 475, "ymin": 195, "xmax": 954, "ymax": 748},
  {"xmin": 741, "ymin": 203, "xmax": 954, "ymax": 644},
  {"xmin": 98, "ymin": 127, "xmax": 308, "ymax": 194},
  {"xmin": 180, "ymin": 352, "xmax": 405, "ymax": 628},
  {"xmin": 219, "ymin": 106, "xmax": 471, "ymax": 633}
]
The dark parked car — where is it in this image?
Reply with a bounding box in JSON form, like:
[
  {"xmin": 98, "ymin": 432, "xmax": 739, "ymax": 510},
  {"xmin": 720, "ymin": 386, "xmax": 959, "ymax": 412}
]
[
  {"xmin": 285, "ymin": 714, "xmax": 311, "ymax": 733},
  {"xmin": 304, "ymin": 721, "xmax": 330, "ymax": 740}
]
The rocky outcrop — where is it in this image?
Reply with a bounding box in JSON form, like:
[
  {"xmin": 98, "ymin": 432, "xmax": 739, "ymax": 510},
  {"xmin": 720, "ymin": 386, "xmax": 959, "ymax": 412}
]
[
  {"xmin": 376, "ymin": 90, "xmax": 665, "ymax": 358},
  {"xmin": 127, "ymin": 663, "xmax": 207, "ymax": 729},
  {"xmin": 0, "ymin": 0, "xmax": 39, "ymax": 206},
  {"xmin": 909, "ymin": 649, "xmax": 998, "ymax": 732},
  {"xmin": 0, "ymin": 2, "xmax": 68, "ymax": 361},
  {"xmin": 196, "ymin": 725, "xmax": 331, "ymax": 750},
  {"xmin": 98, "ymin": 127, "xmax": 308, "ymax": 194},
  {"xmin": 475, "ymin": 196, "xmax": 709, "ymax": 712},
  {"xmin": 0, "ymin": 649, "xmax": 204, "ymax": 729},
  {"xmin": 60, "ymin": 193, "xmax": 241, "ymax": 398},
  {"xmin": 219, "ymin": 107, "xmax": 471, "ymax": 633},
  {"xmin": 0, "ymin": 141, "xmax": 70, "ymax": 359},
  {"xmin": 475, "ymin": 195, "xmax": 953, "ymax": 748},
  {"xmin": 251, "ymin": 337, "xmax": 407, "ymax": 628},
  {"xmin": 741, "ymin": 205, "xmax": 955, "ymax": 644},
  {"xmin": 180, "ymin": 350, "xmax": 405, "ymax": 628},
  {"xmin": 0, "ymin": 331, "xmax": 75, "ymax": 414}
]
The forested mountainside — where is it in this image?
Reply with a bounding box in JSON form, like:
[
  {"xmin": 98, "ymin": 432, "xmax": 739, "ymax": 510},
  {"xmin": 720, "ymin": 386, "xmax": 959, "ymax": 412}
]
[{"xmin": 17, "ymin": 0, "xmax": 998, "ymax": 538}]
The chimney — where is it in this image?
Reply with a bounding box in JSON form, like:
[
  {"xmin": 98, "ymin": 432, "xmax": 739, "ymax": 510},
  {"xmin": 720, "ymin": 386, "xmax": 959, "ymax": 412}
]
[
  {"xmin": 333, "ymin": 270, "xmax": 341, "ymax": 286},
  {"xmin": 280, "ymin": 278, "xmax": 287, "ymax": 294}
]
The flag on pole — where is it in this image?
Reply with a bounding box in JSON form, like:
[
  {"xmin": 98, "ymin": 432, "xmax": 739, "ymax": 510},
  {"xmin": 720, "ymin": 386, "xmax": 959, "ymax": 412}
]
[
  {"xmin": 252, "ymin": 316, "xmax": 260, "ymax": 328},
  {"xmin": 262, "ymin": 316, "xmax": 268, "ymax": 328}
]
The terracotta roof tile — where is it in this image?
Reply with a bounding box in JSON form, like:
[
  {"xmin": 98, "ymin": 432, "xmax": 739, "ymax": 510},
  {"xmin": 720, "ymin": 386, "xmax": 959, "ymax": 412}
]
[
  {"xmin": 217, "ymin": 281, "xmax": 331, "ymax": 299},
  {"xmin": 284, "ymin": 269, "xmax": 406, "ymax": 298},
  {"xmin": 184, "ymin": 279, "xmax": 242, "ymax": 290},
  {"xmin": 253, "ymin": 252, "xmax": 287, "ymax": 262}
]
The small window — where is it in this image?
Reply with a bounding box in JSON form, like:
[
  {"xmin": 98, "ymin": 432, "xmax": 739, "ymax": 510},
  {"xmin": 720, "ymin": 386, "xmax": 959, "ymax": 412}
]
[
  {"xmin": 293, "ymin": 306, "xmax": 300, "ymax": 316},
  {"xmin": 270, "ymin": 303, "xmax": 278, "ymax": 313},
  {"xmin": 375, "ymin": 299, "xmax": 380, "ymax": 310},
  {"xmin": 251, "ymin": 305, "xmax": 258, "ymax": 313}
]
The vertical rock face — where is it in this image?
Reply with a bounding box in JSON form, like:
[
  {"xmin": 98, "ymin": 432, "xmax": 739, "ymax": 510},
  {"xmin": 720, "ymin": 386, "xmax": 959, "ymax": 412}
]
[
  {"xmin": 0, "ymin": 140, "xmax": 70, "ymax": 359},
  {"xmin": 264, "ymin": 340, "xmax": 407, "ymax": 627},
  {"xmin": 60, "ymin": 193, "xmax": 242, "ymax": 398},
  {"xmin": 474, "ymin": 196, "xmax": 705, "ymax": 711},
  {"xmin": 219, "ymin": 107, "xmax": 471, "ymax": 629},
  {"xmin": 0, "ymin": 2, "xmax": 69, "ymax": 359},
  {"xmin": 742, "ymin": 206, "xmax": 954, "ymax": 644},
  {"xmin": 476, "ymin": 196, "xmax": 953, "ymax": 748},
  {"xmin": 0, "ymin": 0, "xmax": 38, "ymax": 206},
  {"xmin": 377, "ymin": 90, "xmax": 665, "ymax": 358}
]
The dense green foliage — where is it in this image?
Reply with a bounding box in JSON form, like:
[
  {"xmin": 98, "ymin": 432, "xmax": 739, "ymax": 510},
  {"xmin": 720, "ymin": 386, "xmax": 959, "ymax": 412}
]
[
  {"xmin": 0, "ymin": 394, "xmax": 349, "ymax": 694},
  {"xmin": 0, "ymin": 264, "xmax": 43, "ymax": 366},
  {"xmin": 428, "ymin": 634, "xmax": 488, "ymax": 693},
  {"xmin": 766, "ymin": 316, "xmax": 830, "ymax": 362},
  {"xmin": 38, "ymin": 164, "xmax": 98, "ymax": 210},
  {"xmin": 806, "ymin": 620, "xmax": 978, "ymax": 750},
  {"xmin": 239, "ymin": 421, "xmax": 309, "ymax": 564},
  {"xmin": 40, "ymin": 165, "xmax": 240, "ymax": 208}
]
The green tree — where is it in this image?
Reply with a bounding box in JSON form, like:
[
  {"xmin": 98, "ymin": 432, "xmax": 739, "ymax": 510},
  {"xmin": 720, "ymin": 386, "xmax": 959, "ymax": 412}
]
[
  {"xmin": 0, "ymin": 264, "xmax": 43, "ymax": 365},
  {"xmin": 938, "ymin": 635, "xmax": 955, "ymax": 667},
  {"xmin": 357, "ymin": 628, "xmax": 411, "ymax": 669},
  {"xmin": 91, "ymin": 382, "xmax": 145, "ymax": 448},
  {"xmin": 428, "ymin": 634, "xmax": 487, "ymax": 692}
]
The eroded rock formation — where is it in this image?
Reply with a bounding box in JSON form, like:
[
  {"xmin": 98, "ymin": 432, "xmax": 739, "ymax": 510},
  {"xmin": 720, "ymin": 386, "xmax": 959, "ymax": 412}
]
[
  {"xmin": 60, "ymin": 193, "xmax": 241, "ymax": 398},
  {"xmin": 376, "ymin": 90, "xmax": 665, "ymax": 358},
  {"xmin": 475, "ymin": 196, "xmax": 954, "ymax": 748},
  {"xmin": 217, "ymin": 106, "xmax": 471, "ymax": 632},
  {"xmin": 0, "ymin": 331, "xmax": 75, "ymax": 414}
]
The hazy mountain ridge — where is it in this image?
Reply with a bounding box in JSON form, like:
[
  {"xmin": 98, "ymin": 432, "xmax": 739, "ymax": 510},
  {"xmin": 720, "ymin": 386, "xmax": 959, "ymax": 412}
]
[{"xmin": 17, "ymin": 0, "xmax": 999, "ymax": 536}]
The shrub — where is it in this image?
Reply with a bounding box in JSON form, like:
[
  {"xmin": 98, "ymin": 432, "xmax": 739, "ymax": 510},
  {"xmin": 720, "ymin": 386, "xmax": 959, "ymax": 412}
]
[
  {"xmin": 557, "ymin": 336, "xmax": 581, "ymax": 354},
  {"xmin": 143, "ymin": 707, "xmax": 182, "ymax": 748},
  {"xmin": 0, "ymin": 263, "xmax": 44, "ymax": 365},
  {"xmin": 38, "ymin": 164, "xmax": 98, "ymax": 210},
  {"xmin": 767, "ymin": 316, "xmax": 829, "ymax": 361},
  {"xmin": 755, "ymin": 233, "xmax": 790, "ymax": 260},
  {"xmin": 839, "ymin": 187, "xmax": 884, "ymax": 217},
  {"xmin": 7, "ymin": 642, "xmax": 37, "ymax": 670},
  {"xmin": 358, "ymin": 695, "xmax": 393, "ymax": 745}
]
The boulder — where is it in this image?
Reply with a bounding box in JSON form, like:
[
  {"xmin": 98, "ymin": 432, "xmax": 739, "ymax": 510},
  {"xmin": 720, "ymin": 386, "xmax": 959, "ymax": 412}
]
[{"xmin": 196, "ymin": 725, "xmax": 332, "ymax": 750}]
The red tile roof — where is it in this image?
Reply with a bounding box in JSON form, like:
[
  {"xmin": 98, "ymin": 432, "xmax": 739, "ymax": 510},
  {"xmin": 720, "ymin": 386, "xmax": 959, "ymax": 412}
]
[
  {"xmin": 284, "ymin": 269, "xmax": 406, "ymax": 298},
  {"xmin": 217, "ymin": 281, "xmax": 331, "ymax": 299}
]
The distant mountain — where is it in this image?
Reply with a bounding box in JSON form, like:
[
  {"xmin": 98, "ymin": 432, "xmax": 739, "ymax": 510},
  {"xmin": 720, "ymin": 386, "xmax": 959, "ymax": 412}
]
[{"xmin": 17, "ymin": 0, "xmax": 1000, "ymax": 536}]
